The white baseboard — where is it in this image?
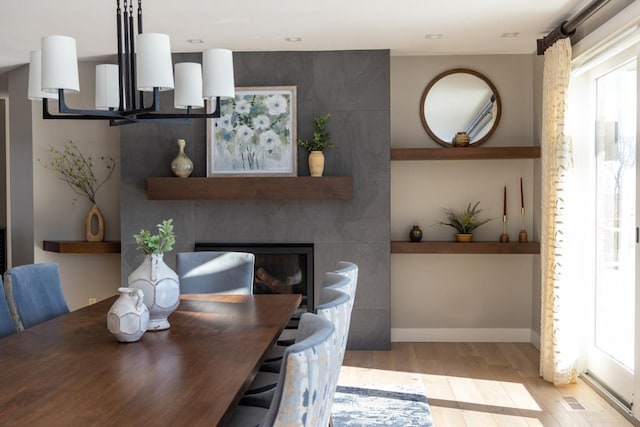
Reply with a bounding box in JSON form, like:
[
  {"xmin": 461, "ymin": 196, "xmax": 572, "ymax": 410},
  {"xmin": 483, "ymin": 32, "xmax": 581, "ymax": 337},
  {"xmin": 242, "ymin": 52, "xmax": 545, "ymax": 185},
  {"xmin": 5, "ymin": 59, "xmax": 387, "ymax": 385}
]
[{"xmin": 391, "ymin": 328, "xmax": 534, "ymax": 343}]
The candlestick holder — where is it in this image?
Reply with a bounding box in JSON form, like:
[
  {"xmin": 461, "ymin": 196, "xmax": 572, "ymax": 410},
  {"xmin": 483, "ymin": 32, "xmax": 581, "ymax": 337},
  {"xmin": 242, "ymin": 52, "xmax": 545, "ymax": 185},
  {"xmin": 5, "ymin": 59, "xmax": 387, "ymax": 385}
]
[
  {"xmin": 500, "ymin": 215, "xmax": 509, "ymax": 242},
  {"xmin": 519, "ymin": 208, "xmax": 528, "ymax": 243}
]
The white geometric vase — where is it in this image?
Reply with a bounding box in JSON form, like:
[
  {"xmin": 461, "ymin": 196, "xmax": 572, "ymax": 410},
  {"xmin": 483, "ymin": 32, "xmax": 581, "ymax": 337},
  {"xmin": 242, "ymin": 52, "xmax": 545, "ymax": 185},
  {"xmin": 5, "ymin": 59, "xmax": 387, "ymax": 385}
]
[
  {"xmin": 128, "ymin": 253, "xmax": 180, "ymax": 331},
  {"xmin": 107, "ymin": 287, "xmax": 149, "ymax": 343}
]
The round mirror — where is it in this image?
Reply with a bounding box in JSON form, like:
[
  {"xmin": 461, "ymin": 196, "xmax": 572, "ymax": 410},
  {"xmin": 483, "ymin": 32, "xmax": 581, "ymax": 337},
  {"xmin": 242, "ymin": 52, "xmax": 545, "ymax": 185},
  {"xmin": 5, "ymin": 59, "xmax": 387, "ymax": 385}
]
[{"xmin": 419, "ymin": 68, "xmax": 501, "ymax": 147}]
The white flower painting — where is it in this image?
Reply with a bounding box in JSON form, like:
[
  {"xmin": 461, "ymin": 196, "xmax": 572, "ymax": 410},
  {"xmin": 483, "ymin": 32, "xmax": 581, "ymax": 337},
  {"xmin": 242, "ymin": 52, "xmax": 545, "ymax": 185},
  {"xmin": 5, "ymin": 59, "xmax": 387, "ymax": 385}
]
[{"xmin": 208, "ymin": 86, "xmax": 297, "ymax": 176}]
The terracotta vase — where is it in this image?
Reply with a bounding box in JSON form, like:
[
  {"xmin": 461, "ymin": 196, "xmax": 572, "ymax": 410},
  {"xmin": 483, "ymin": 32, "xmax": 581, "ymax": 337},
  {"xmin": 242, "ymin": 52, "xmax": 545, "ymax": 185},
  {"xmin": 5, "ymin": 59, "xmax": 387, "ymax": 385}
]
[
  {"xmin": 308, "ymin": 151, "xmax": 325, "ymax": 177},
  {"xmin": 128, "ymin": 253, "xmax": 180, "ymax": 331},
  {"xmin": 86, "ymin": 204, "xmax": 105, "ymax": 242}
]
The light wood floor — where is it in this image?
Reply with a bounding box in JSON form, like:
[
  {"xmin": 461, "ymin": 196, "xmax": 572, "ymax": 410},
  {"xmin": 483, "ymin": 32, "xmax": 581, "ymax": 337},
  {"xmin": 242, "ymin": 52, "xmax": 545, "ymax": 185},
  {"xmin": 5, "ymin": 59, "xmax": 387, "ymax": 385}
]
[{"xmin": 340, "ymin": 342, "xmax": 635, "ymax": 426}]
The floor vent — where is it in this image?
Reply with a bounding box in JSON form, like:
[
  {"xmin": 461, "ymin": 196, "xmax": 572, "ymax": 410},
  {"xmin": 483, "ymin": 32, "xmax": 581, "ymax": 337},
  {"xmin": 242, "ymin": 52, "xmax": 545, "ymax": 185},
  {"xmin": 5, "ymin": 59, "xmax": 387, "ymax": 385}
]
[{"xmin": 563, "ymin": 396, "xmax": 586, "ymax": 411}]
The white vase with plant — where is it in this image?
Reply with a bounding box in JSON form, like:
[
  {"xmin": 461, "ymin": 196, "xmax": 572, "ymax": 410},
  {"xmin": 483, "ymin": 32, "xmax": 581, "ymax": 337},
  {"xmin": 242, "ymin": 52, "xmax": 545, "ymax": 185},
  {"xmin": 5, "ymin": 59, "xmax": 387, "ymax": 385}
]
[
  {"xmin": 128, "ymin": 219, "xmax": 179, "ymax": 331},
  {"xmin": 297, "ymin": 113, "xmax": 335, "ymax": 177},
  {"xmin": 39, "ymin": 140, "xmax": 115, "ymax": 241},
  {"xmin": 437, "ymin": 201, "xmax": 491, "ymax": 242}
]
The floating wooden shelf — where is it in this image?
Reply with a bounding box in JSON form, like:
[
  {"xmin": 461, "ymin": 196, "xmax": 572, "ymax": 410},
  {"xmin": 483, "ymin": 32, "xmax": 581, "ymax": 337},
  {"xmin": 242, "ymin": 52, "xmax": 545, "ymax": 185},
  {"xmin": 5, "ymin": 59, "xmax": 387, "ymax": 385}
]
[
  {"xmin": 147, "ymin": 176, "xmax": 353, "ymax": 200},
  {"xmin": 391, "ymin": 146, "xmax": 541, "ymax": 161},
  {"xmin": 391, "ymin": 241, "xmax": 540, "ymax": 254},
  {"xmin": 43, "ymin": 241, "xmax": 121, "ymax": 254}
]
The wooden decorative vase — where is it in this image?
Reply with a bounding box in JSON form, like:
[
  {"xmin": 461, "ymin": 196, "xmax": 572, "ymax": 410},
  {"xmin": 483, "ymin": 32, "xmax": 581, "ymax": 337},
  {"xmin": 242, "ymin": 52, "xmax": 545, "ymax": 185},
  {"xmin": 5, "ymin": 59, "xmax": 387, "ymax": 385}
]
[{"xmin": 86, "ymin": 204, "xmax": 105, "ymax": 242}]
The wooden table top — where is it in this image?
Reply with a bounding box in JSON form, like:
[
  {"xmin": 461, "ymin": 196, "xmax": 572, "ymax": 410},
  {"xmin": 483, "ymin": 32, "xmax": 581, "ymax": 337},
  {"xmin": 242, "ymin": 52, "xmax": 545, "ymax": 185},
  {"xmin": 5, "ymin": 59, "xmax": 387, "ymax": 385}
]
[{"xmin": 0, "ymin": 293, "xmax": 301, "ymax": 427}]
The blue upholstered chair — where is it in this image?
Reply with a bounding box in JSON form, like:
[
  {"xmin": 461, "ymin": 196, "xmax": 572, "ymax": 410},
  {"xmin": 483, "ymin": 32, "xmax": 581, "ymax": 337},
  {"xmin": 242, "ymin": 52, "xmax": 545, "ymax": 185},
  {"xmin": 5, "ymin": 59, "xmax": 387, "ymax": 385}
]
[
  {"xmin": 176, "ymin": 251, "xmax": 255, "ymax": 294},
  {"xmin": 3, "ymin": 263, "xmax": 69, "ymax": 331},
  {"xmin": 228, "ymin": 313, "xmax": 338, "ymax": 427},
  {"xmin": 0, "ymin": 275, "xmax": 17, "ymax": 338}
]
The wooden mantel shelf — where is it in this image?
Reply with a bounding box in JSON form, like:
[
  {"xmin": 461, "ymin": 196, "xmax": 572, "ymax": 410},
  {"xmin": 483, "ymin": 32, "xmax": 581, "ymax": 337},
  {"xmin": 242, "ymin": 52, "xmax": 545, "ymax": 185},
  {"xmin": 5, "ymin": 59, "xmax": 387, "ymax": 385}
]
[
  {"xmin": 391, "ymin": 241, "xmax": 540, "ymax": 254},
  {"xmin": 391, "ymin": 146, "xmax": 541, "ymax": 161},
  {"xmin": 147, "ymin": 176, "xmax": 353, "ymax": 200},
  {"xmin": 43, "ymin": 241, "xmax": 121, "ymax": 254}
]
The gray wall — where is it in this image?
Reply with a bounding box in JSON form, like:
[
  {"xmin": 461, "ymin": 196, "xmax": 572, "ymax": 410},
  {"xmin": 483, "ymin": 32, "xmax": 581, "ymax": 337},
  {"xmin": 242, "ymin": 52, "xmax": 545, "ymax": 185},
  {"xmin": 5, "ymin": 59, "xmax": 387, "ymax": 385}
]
[
  {"xmin": 120, "ymin": 50, "xmax": 391, "ymax": 349},
  {"xmin": 8, "ymin": 65, "xmax": 34, "ymax": 266}
]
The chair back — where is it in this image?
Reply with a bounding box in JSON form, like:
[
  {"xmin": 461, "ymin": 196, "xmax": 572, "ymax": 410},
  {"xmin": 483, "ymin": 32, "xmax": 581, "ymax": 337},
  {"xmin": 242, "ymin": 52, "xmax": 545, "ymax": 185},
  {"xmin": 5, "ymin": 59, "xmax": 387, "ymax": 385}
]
[
  {"xmin": 333, "ymin": 260, "xmax": 358, "ymax": 311},
  {"xmin": 0, "ymin": 275, "xmax": 16, "ymax": 338},
  {"xmin": 176, "ymin": 251, "xmax": 255, "ymax": 294},
  {"xmin": 263, "ymin": 312, "xmax": 338, "ymax": 427},
  {"xmin": 322, "ymin": 272, "xmax": 351, "ymax": 299},
  {"xmin": 3, "ymin": 263, "xmax": 69, "ymax": 331}
]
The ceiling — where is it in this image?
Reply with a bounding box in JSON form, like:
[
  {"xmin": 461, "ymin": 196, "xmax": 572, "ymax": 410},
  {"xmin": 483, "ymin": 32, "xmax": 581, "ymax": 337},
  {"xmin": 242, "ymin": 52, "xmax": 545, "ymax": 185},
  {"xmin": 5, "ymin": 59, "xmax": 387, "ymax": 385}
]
[{"xmin": 0, "ymin": 0, "xmax": 591, "ymax": 74}]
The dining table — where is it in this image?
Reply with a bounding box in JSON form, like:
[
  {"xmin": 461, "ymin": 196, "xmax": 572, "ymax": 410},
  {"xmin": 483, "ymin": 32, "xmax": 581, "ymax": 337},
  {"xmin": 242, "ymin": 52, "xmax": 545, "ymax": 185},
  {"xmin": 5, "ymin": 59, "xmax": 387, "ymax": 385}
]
[{"xmin": 0, "ymin": 293, "xmax": 301, "ymax": 426}]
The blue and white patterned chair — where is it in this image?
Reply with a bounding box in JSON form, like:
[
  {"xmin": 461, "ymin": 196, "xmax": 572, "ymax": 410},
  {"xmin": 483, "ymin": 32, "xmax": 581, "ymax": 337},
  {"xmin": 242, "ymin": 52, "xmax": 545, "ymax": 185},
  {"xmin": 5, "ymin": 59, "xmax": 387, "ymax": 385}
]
[
  {"xmin": 3, "ymin": 263, "xmax": 69, "ymax": 331},
  {"xmin": 0, "ymin": 275, "xmax": 16, "ymax": 338},
  {"xmin": 244, "ymin": 287, "xmax": 351, "ymax": 409},
  {"xmin": 227, "ymin": 312, "xmax": 338, "ymax": 427},
  {"xmin": 333, "ymin": 260, "xmax": 358, "ymax": 312},
  {"xmin": 276, "ymin": 272, "xmax": 349, "ymax": 347},
  {"xmin": 176, "ymin": 251, "xmax": 255, "ymax": 294}
]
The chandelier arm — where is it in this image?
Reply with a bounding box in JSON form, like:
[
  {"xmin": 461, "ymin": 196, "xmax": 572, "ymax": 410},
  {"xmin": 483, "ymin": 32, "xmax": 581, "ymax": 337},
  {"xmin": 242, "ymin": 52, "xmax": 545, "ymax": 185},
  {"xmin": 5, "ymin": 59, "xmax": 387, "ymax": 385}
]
[
  {"xmin": 122, "ymin": 0, "xmax": 132, "ymax": 111},
  {"xmin": 43, "ymin": 93, "xmax": 123, "ymax": 120}
]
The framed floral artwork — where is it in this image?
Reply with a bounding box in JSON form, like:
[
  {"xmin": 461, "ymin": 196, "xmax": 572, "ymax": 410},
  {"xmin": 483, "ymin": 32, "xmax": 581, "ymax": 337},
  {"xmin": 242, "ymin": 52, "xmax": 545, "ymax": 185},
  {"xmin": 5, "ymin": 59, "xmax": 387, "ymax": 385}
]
[{"xmin": 207, "ymin": 86, "xmax": 297, "ymax": 176}]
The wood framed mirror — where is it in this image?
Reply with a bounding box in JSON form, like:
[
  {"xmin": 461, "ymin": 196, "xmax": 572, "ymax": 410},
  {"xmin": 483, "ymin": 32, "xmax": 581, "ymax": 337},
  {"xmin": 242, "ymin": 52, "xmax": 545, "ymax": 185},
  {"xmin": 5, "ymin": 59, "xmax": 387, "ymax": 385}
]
[{"xmin": 420, "ymin": 68, "xmax": 501, "ymax": 147}]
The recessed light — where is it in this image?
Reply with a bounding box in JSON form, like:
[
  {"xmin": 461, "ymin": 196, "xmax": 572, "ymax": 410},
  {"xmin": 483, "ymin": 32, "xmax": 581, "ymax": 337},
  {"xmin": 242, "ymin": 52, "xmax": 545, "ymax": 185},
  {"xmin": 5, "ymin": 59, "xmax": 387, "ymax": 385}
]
[
  {"xmin": 187, "ymin": 38, "xmax": 205, "ymax": 44},
  {"xmin": 500, "ymin": 32, "xmax": 520, "ymax": 38},
  {"xmin": 285, "ymin": 37, "xmax": 303, "ymax": 42},
  {"xmin": 425, "ymin": 33, "xmax": 443, "ymax": 40}
]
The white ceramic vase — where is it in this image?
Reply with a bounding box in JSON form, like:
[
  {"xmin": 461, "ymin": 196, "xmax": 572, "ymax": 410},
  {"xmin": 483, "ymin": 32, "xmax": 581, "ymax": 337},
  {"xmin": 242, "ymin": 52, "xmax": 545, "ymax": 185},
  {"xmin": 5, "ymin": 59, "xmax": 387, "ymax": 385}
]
[
  {"xmin": 107, "ymin": 287, "xmax": 149, "ymax": 343},
  {"xmin": 128, "ymin": 253, "xmax": 180, "ymax": 331}
]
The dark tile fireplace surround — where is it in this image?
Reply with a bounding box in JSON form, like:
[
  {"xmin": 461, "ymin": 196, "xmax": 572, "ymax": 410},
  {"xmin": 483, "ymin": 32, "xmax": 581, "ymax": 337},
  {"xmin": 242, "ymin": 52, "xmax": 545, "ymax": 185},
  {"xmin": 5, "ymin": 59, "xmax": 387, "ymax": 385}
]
[{"xmin": 120, "ymin": 50, "xmax": 390, "ymax": 349}]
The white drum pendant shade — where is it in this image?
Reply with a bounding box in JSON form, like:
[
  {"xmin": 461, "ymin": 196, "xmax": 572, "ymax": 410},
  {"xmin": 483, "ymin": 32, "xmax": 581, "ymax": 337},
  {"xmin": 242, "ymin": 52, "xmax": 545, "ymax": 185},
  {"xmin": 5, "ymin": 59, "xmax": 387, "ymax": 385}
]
[
  {"xmin": 136, "ymin": 33, "xmax": 174, "ymax": 92},
  {"xmin": 202, "ymin": 48, "xmax": 235, "ymax": 99},
  {"xmin": 174, "ymin": 63, "xmax": 204, "ymax": 109},
  {"xmin": 41, "ymin": 35, "xmax": 80, "ymax": 93},
  {"xmin": 28, "ymin": 50, "xmax": 58, "ymax": 100},
  {"xmin": 95, "ymin": 64, "xmax": 120, "ymax": 110}
]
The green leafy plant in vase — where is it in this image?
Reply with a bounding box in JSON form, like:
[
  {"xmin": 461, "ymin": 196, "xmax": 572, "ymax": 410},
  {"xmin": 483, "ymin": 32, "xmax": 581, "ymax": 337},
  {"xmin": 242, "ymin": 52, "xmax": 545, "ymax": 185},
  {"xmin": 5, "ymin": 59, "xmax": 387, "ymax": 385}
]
[
  {"xmin": 297, "ymin": 113, "xmax": 335, "ymax": 177},
  {"xmin": 438, "ymin": 201, "xmax": 491, "ymax": 242},
  {"xmin": 129, "ymin": 219, "xmax": 179, "ymax": 331}
]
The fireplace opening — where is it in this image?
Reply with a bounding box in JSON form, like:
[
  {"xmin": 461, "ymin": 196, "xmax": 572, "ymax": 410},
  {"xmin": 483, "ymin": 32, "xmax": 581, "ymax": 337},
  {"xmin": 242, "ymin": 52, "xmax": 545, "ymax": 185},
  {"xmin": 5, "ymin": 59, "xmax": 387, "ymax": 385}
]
[{"xmin": 194, "ymin": 243, "xmax": 314, "ymax": 314}]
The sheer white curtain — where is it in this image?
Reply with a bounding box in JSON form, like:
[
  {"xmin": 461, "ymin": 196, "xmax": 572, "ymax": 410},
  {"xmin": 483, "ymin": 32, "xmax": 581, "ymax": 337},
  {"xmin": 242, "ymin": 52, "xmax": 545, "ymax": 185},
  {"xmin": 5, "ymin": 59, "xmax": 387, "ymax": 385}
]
[{"xmin": 540, "ymin": 37, "xmax": 582, "ymax": 385}]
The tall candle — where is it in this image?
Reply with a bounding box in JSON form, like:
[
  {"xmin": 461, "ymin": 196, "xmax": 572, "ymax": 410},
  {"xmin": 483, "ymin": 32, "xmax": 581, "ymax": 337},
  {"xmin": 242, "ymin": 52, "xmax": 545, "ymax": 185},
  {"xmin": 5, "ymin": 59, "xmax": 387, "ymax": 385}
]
[
  {"xmin": 503, "ymin": 186, "xmax": 507, "ymax": 216},
  {"xmin": 520, "ymin": 177, "xmax": 524, "ymax": 208}
]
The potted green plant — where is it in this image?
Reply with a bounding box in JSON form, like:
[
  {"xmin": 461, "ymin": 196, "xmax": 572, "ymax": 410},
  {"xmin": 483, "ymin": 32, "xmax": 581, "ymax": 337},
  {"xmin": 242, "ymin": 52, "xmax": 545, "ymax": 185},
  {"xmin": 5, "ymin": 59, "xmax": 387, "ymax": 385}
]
[
  {"xmin": 297, "ymin": 113, "xmax": 335, "ymax": 177},
  {"xmin": 438, "ymin": 201, "xmax": 491, "ymax": 242},
  {"xmin": 128, "ymin": 219, "xmax": 179, "ymax": 331}
]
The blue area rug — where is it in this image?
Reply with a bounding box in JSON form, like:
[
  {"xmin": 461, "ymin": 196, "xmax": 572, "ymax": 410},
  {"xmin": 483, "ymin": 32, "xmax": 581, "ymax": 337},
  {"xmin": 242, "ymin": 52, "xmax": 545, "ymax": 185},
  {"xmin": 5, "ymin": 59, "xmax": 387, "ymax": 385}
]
[{"xmin": 332, "ymin": 384, "xmax": 434, "ymax": 427}]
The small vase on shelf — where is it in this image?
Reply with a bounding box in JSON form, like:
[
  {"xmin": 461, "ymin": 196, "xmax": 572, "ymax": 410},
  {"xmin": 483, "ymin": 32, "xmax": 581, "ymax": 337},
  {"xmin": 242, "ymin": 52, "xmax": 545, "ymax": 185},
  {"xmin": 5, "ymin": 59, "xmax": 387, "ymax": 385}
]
[
  {"xmin": 409, "ymin": 226, "xmax": 423, "ymax": 242},
  {"xmin": 86, "ymin": 204, "xmax": 105, "ymax": 242},
  {"xmin": 308, "ymin": 151, "xmax": 325, "ymax": 177},
  {"xmin": 171, "ymin": 138, "xmax": 193, "ymax": 178}
]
